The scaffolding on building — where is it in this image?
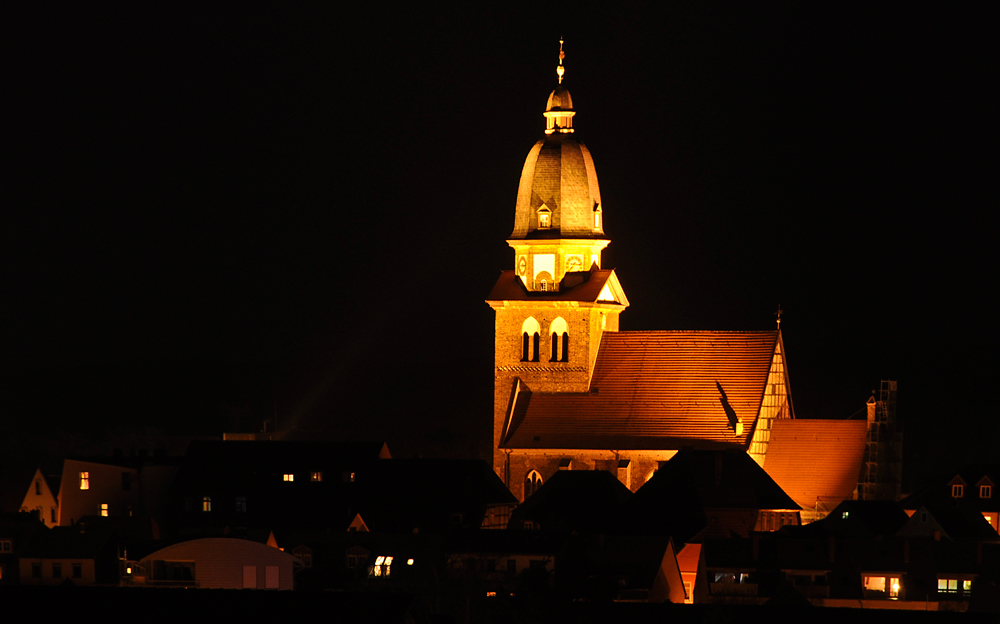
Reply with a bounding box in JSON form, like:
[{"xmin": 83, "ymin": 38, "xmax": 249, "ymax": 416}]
[{"xmin": 858, "ymin": 380, "xmax": 899, "ymax": 501}]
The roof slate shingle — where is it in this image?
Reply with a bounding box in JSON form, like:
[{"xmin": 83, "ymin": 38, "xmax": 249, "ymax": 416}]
[
  {"xmin": 764, "ymin": 419, "xmax": 868, "ymax": 511},
  {"xmin": 504, "ymin": 330, "xmax": 779, "ymax": 450}
]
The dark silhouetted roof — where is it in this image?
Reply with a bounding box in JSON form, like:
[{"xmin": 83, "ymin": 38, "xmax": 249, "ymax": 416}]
[
  {"xmin": 509, "ymin": 470, "xmax": 632, "ymax": 533},
  {"xmin": 619, "ymin": 449, "xmax": 798, "ymax": 541},
  {"xmin": 792, "ymin": 500, "xmax": 909, "ymax": 539}
]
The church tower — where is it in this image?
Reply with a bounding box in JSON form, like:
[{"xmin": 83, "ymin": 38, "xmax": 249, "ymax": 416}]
[{"xmin": 487, "ymin": 42, "xmax": 629, "ymax": 493}]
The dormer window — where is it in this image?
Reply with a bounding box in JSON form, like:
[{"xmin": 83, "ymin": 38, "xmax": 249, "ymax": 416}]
[
  {"xmin": 952, "ymin": 484, "xmax": 964, "ymax": 498},
  {"xmin": 982, "ymin": 485, "xmax": 992, "ymax": 499},
  {"xmin": 537, "ymin": 207, "xmax": 551, "ymax": 229}
]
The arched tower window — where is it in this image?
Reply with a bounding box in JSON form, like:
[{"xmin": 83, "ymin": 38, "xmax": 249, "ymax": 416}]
[
  {"xmin": 525, "ymin": 470, "xmax": 543, "ymax": 499},
  {"xmin": 521, "ymin": 317, "xmax": 541, "ymax": 362},
  {"xmin": 549, "ymin": 317, "xmax": 569, "ymax": 362}
]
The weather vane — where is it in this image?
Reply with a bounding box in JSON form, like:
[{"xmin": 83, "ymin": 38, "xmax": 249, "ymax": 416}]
[{"xmin": 557, "ymin": 38, "xmax": 565, "ymax": 84}]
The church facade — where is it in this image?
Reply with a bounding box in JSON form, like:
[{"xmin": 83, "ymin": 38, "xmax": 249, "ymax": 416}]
[{"xmin": 487, "ymin": 46, "xmax": 794, "ymax": 501}]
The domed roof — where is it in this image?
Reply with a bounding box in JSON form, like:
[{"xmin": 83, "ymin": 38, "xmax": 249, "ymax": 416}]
[
  {"xmin": 510, "ymin": 132, "xmax": 604, "ymax": 240},
  {"xmin": 546, "ymin": 86, "xmax": 573, "ymax": 111}
]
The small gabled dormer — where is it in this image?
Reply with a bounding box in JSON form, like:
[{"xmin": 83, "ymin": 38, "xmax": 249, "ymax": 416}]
[
  {"xmin": 976, "ymin": 475, "xmax": 994, "ymax": 499},
  {"xmin": 948, "ymin": 475, "xmax": 967, "ymax": 498}
]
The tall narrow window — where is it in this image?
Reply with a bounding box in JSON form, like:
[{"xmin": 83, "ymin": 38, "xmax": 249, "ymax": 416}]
[
  {"xmin": 79, "ymin": 472, "xmax": 89, "ymax": 490},
  {"xmin": 202, "ymin": 497, "xmax": 212, "ymax": 512},
  {"xmin": 520, "ymin": 317, "xmax": 540, "ymax": 362},
  {"xmin": 100, "ymin": 503, "xmax": 109, "ymax": 517},
  {"xmin": 525, "ymin": 470, "xmax": 543, "ymax": 499},
  {"xmin": 549, "ymin": 317, "xmax": 568, "ymax": 362}
]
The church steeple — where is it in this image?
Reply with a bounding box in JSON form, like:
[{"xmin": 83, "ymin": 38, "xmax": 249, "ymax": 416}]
[
  {"xmin": 508, "ymin": 39, "xmax": 608, "ymax": 292},
  {"xmin": 488, "ymin": 42, "xmax": 629, "ymax": 493}
]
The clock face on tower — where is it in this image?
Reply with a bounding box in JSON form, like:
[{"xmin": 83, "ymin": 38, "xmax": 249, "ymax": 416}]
[
  {"xmin": 517, "ymin": 256, "xmax": 527, "ymax": 276},
  {"xmin": 566, "ymin": 255, "xmax": 583, "ymax": 272}
]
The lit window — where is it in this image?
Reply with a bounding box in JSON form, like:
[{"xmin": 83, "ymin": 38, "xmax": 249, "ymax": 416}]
[
  {"xmin": 981, "ymin": 485, "xmax": 992, "ymax": 498},
  {"xmin": 863, "ymin": 575, "xmax": 886, "ymax": 592},
  {"xmin": 524, "ymin": 470, "xmax": 543, "ymax": 498},
  {"xmin": 938, "ymin": 578, "xmax": 959, "ymax": 593},
  {"xmin": 100, "ymin": 503, "xmax": 109, "ymax": 517},
  {"xmin": 406, "ymin": 559, "xmax": 414, "ymax": 566},
  {"xmin": 889, "ymin": 577, "xmax": 900, "ymax": 599},
  {"xmin": 538, "ymin": 210, "xmax": 551, "ymax": 229},
  {"xmin": 311, "ymin": 472, "xmax": 323, "ymax": 482},
  {"xmin": 283, "ymin": 474, "xmax": 294, "ymax": 482},
  {"xmin": 594, "ymin": 212, "xmax": 601, "ymax": 229},
  {"xmin": 842, "ymin": 511, "xmax": 849, "ymax": 520},
  {"xmin": 952, "ymin": 484, "xmax": 964, "ymax": 498},
  {"xmin": 79, "ymin": 472, "xmax": 89, "ymax": 490},
  {"xmin": 963, "ymin": 579, "xmax": 972, "ymax": 592},
  {"xmin": 202, "ymin": 497, "xmax": 211, "ymax": 512}
]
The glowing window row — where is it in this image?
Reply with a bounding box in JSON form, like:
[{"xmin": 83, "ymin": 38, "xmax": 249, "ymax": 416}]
[{"xmin": 951, "ymin": 484, "xmax": 992, "ymax": 498}]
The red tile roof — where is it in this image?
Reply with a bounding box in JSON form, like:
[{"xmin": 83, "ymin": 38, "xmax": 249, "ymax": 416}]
[
  {"xmin": 503, "ymin": 330, "xmax": 779, "ymax": 450},
  {"xmin": 764, "ymin": 419, "xmax": 868, "ymax": 511}
]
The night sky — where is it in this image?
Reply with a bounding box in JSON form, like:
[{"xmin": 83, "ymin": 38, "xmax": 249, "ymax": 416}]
[{"xmin": 8, "ymin": 6, "xmax": 996, "ymax": 483}]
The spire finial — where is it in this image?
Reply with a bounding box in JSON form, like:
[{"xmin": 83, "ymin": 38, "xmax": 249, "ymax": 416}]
[
  {"xmin": 775, "ymin": 305, "xmax": 783, "ymax": 328},
  {"xmin": 556, "ymin": 38, "xmax": 565, "ymax": 84}
]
